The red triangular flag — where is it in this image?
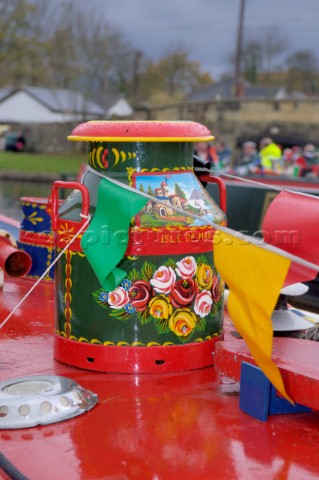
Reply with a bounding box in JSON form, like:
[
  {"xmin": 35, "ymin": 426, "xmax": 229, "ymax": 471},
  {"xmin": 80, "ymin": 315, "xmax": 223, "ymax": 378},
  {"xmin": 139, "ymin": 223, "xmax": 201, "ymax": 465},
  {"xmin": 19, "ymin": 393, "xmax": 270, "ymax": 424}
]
[{"xmin": 262, "ymin": 190, "xmax": 319, "ymax": 286}]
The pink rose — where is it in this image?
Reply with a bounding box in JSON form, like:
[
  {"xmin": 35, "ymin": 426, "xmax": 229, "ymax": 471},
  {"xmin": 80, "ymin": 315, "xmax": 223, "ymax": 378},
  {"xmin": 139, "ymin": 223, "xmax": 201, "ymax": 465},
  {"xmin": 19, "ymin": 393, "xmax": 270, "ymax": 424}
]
[
  {"xmin": 194, "ymin": 290, "xmax": 213, "ymax": 318},
  {"xmin": 108, "ymin": 286, "xmax": 129, "ymax": 309},
  {"xmin": 175, "ymin": 256, "xmax": 197, "ymax": 279},
  {"xmin": 150, "ymin": 266, "xmax": 176, "ymax": 294}
]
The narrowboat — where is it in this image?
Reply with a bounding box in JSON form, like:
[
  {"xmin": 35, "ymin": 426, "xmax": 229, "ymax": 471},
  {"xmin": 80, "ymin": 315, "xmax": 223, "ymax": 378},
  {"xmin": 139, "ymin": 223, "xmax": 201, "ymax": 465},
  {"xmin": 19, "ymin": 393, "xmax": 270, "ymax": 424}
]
[{"xmin": 1, "ymin": 121, "xmax": 319, "ymax": 480}]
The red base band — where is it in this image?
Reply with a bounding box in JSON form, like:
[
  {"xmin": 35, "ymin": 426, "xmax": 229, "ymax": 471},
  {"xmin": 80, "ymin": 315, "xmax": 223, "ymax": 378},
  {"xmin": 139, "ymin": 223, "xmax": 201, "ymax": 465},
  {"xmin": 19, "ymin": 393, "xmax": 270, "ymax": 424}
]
[{"xmin": 54, "ymin": 333, "xmax": 223, "ymax": 373}]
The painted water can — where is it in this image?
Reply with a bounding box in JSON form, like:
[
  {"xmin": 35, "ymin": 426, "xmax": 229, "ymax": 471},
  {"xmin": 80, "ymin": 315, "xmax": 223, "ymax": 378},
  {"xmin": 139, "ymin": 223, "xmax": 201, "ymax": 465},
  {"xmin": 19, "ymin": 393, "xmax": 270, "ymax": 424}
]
[
  {"xmin": 52, "ymin": 121, "xmax": 227, "ymax": 373},
  {"xmin": 18, "ymin": 197, "xmax": 55, "ymax": 281}
]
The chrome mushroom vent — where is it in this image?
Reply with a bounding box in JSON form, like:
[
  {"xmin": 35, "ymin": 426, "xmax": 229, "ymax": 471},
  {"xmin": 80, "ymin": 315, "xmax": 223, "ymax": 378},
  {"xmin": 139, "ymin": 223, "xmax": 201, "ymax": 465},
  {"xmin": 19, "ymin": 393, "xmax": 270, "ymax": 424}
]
[{"xmin": 0, "ymin": 375, "xmax": 98, "ymax": 429}]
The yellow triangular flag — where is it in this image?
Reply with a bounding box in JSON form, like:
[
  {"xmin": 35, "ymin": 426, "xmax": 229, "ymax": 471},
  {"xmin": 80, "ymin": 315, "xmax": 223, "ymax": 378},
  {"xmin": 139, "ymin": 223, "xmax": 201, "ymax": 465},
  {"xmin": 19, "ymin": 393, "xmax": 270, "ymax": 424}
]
[{"xmin": 214, "ymin": 230, "xmax": 292, "ymax": 402}]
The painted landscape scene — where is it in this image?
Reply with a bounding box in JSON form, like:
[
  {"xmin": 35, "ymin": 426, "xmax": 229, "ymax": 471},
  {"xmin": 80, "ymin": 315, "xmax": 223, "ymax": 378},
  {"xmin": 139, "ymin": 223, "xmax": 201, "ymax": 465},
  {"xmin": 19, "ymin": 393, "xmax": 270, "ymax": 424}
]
[{"xmin": 134, "ymin": 171, "xmax": 221, "ymax": 227}]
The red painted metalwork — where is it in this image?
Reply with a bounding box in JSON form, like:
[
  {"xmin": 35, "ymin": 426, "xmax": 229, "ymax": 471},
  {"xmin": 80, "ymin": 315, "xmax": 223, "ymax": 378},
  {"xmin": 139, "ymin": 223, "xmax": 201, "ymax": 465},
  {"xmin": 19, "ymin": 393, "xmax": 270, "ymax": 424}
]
[
  {"xmin": 0, "ymin": 236, "xmax": 32, "ymax": 277},
  {"xmin": 68, "ymin": 120, "xmax": 213, "ymax": 141},
  {"xmin": 51, "ymin": 181, "xmax": 90, "ymax": 231},
  {"xmin": 19, "ymin": 230, "xmax": 53, "ymax": 247},
  {"xmin": 54, "ymin": 333, "xmax": 222, "ymax": 373},
  {"xmin": 2, "ymin": 278, "xmax": 319, "ymax": 479},
  {"xmin": 199, "ymin": 175, "xmax": 227, "ymax": 214},
  {"xmin": 126, "ymin": 226, "xmax": 216, "ymax": 255},
  {"xmin": 215, "ymin": 338, "xmax": 319, "ymax": 411}
]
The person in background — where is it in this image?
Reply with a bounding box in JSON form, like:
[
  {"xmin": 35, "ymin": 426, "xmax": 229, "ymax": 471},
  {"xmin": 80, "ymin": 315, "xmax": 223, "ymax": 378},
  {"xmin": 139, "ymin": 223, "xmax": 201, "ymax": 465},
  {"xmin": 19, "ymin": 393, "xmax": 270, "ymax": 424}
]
[
  {"xmin": 282, "ymin": 148, "xmax": 295, "ymax": 175},
  {"xmin": 216, "ymin": 140, "xmax": 232, "ymax": 169},
  {"xmin": 303, "ymin": 143, "xmax": 316, "ymax": 161},
  {"xmin": 258, "ymin": 137, "xmax": 282, "ymax": 172},
  {"xmin": 233, "ymin": 141, "xmax": 260, "ymax": 175},
  {"xmin": 303, "ymin": 143, "xmax": 318, "ymax": 174},
  {"xmin": 291, "ymin": 145, "xmax": 307, "ymax": 176},
  {"xmin": 241, "ymin": 141, "xmax": 260, "ymax": 168}
]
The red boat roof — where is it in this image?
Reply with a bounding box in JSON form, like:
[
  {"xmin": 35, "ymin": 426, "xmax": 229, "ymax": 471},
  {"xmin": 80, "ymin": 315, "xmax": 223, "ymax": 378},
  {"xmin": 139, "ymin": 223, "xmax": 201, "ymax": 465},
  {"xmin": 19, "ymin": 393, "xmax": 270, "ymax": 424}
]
[
  {"xmin": 67, "ymin": 120, "xmax": 214, "ymax": 142},
  {"xmin": 1, "ymin": 277, "xmax": 319, "ymax": 479}
]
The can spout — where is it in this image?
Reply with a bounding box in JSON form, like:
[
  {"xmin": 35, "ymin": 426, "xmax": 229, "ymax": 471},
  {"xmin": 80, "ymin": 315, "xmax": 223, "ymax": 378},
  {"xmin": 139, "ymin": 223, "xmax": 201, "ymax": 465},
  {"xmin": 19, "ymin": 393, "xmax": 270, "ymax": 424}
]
[{"xmin": 0, "ymin": 231, "xmax": 32, "ymax": 279}]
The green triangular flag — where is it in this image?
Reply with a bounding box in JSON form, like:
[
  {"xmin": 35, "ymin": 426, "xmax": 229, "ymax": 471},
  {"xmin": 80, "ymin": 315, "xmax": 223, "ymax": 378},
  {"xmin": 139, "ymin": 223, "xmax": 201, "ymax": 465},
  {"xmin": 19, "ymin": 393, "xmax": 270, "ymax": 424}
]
[{"xmin": 81, "ymin": 178, "xmax": 147, "ymax": 291}]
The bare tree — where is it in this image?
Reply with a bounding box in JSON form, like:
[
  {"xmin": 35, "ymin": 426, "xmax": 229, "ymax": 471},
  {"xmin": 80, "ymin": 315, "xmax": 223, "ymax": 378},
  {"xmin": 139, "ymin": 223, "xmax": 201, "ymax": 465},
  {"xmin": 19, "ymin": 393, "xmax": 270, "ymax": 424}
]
[
  {"xmin": 242, "ymin": 40, "xmax": 263, "ymax": 83},
  {"xmin": 228, "ymin": 25, "xmax": 289, "ymax": 83},
  {"xmin": 0, "ymin": 0, "xmax": 49, "ymax": 86},
  {"xmin": 140, "ymin": 46, "xmax": 213, "ymax": 103},
  {"xmin": 285, "ymin": 49, "xmax": 319, "ymax": 94},
  {"xmin": 263, "ymin": 25, "xmax": 289, "ymax": 74}
]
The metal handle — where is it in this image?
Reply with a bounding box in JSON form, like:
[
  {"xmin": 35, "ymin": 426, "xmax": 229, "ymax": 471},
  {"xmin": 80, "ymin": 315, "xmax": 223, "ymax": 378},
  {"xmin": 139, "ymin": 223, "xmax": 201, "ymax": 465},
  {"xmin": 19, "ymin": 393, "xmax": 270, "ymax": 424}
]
[
  {"xmin": 199, "ymin": 175, "xmax": 227, "ymax": 214},
  {"xmin": 51, "ymin": 181, "xmax": 90, "ymax": 230}
]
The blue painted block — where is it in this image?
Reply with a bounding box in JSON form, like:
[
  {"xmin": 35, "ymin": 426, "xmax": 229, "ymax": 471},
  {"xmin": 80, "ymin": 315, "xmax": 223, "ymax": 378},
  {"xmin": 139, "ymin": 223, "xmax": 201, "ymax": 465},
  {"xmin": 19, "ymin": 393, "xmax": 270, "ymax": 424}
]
[
  {"xmin": 269, "ymin": 384, "xmax": 311, "ymax": 415},
  {"xmin": 239, "ymin": 362, "xmax": 312, "ymax": 421},
  {"xmin": 239, "ymin": 362, "xmax": 270, "ymax": 421}
]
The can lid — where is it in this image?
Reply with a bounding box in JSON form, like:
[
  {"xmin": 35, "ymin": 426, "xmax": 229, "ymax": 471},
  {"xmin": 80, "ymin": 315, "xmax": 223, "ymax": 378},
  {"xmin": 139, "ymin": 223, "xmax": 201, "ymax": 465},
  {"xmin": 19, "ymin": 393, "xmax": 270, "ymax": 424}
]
[
  {"xmin": 67, "ymin": 120, "xmax": 214, "ymax": 142},
  {"xmin": 0, "ymin": 375, "xmax": 98, "ymax": 429}
]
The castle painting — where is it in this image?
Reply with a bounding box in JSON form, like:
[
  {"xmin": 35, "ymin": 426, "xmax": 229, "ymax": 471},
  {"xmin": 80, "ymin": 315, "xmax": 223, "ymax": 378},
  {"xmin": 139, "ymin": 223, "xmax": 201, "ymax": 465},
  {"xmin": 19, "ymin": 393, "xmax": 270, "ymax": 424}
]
[{"xmin": 132, "ymin": 171, "xmax": 224, "ymax": 227}]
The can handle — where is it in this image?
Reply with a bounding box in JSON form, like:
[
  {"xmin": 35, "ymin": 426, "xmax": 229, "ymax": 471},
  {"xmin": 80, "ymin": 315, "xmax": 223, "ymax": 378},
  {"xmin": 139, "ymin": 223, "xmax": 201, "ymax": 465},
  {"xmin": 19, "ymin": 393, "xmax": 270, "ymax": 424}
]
[
  {"xmin": 51, "ymin": 181, "xmax": 90, "ymax": 230},
  {"xmin": 199, "ymin": 175, "xmax": 227, "ymax": 214}
]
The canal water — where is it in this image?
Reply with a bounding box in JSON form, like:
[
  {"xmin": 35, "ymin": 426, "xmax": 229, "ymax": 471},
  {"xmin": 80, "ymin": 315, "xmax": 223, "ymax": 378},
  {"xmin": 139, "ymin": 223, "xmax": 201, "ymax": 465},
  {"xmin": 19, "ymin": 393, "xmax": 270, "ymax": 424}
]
[{"xmin": 0, "ymin": 179, "xmax": 53, "ymax": 221}]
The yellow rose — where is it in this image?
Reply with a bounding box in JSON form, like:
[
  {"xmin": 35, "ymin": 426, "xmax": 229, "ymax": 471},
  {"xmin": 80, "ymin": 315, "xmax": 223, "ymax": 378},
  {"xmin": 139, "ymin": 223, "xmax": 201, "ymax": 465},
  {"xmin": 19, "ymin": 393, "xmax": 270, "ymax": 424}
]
[
  {"xmin": 169, "ymin": 308, "xmax": 197, "ymax": 337},
  {"xmin": 196, "ymin": 263, "xmax": 213, "ymax": 290},
  {"xmin": 149, "ymin": 295, "xmax": 173, "ymax": 320}
]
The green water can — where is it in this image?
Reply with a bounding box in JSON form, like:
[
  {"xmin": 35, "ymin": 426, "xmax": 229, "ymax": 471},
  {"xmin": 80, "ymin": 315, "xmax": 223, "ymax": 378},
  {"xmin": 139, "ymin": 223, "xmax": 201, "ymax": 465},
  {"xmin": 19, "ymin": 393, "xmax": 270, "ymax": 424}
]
[{"xmin": 52, "ymin": 121, "xmax": 227, "ymax": 373}]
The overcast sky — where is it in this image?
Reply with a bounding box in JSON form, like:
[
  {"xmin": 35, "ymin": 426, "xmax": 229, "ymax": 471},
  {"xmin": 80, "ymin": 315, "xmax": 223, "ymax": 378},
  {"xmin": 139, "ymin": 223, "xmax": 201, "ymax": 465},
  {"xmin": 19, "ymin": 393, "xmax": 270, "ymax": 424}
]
[{"xmin": 76, "ymin": 0, "xmax": 319, "ymax": 80}]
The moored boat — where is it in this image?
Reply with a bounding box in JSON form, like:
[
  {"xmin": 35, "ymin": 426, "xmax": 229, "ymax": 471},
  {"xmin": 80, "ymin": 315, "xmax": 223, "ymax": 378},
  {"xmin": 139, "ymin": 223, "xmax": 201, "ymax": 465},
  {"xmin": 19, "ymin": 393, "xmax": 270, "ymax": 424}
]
[
  {"xmin": 205, "ymin": 172, "xmax": 319, "ymax": 313},
  {"xmin": 1, "ymin": 122, "xmax": 319, "ymax": 480}
]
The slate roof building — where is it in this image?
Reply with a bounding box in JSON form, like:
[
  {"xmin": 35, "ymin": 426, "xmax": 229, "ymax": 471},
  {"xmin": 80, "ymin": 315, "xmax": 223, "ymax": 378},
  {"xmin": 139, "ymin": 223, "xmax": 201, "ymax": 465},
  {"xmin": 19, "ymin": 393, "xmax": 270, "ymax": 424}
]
[
  {"xmin": 0, "ymin": 86, "xmax": 106, "ymax": 123},
  {"xmin": 0, "ymin": 87, "xmax": 135, "ymax": 124},
  {"xmin": 186, "ymin": 79, "xmax": 288, "ymax": 102}
]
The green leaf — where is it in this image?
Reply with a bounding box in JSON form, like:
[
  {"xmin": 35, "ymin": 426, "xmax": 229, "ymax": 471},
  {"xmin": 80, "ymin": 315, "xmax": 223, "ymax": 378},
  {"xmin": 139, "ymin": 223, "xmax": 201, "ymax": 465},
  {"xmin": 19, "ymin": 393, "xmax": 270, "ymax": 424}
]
[
  {"xmin": 109, "ymin": 309, "xmax": 130, "ymax": 321},
  {"xmin": 92, "ymin": 289, "xmax": 103, "ymax": 299},
  {"xmin": 197, "ymin": 254, "xmax": 208, "ymax": 266},
  {"xmin": 127, "ymin": 269, "xmax": 139, "ymax": 282},
  {"xmin": 154, "ymin": 317, "xmax": 171, "ymax": 335},
  {"xmin": 212, "ymin": 298, "xmax": 223, "ymax": 315},
  {"xmin": 165, "ymin": 258, "xmax": 176, "ymax": 269},
  {"xmin": 178, "ymin": 330, "xmax": 195, "ymax": 343},
  {"xmin": 96, "ymin": 301, "xmax": 110, "ymax": 310},
  {"xmin": 195, "ymin": 316, "xmax": 206, "ymax": 331},
  {"xmin": 138, "ymin": 308, "xmax": 153, "ymax": 325},
  {"xmin": 141, "ymin": 261, "xmax": 156, "ymax": 281}
]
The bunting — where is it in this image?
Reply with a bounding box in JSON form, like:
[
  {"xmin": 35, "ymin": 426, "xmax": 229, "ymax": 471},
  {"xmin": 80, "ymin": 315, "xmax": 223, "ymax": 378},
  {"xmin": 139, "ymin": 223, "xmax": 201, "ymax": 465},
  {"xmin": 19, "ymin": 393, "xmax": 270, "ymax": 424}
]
[
  {"xmin": 262, "ymin": 190, "xmax": 319, "ymax": 286},
  {"xmin": 214, "ymin": 230, "xmax": 292, "ymax": 401},
  {"xmin": 81, "ymin": 178, "xmax": 148, "ymax": 291}
]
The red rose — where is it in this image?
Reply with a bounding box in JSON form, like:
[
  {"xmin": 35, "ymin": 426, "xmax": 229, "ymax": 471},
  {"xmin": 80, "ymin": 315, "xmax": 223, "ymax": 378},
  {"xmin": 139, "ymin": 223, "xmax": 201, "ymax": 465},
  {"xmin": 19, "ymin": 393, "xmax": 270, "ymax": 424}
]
[
  {"xmin": 211, "ymin": 275, "xmax": 222, "ymax": 302},
  {"xmin": 129, "ymin": 280, "xmax": 152, "ymax": 311},
  {"xmin": 169, "ymin": 278, "xmax": 198, "ymax": 308}
]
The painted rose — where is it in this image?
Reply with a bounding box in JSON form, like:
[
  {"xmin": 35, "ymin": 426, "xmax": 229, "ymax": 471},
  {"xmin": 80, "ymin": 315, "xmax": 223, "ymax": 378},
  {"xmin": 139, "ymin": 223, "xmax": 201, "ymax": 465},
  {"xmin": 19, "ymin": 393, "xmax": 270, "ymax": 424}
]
[
  {"xmin": 211, "ymin": 275, "xmax": 223, "ymax": 302},
  {"xmin": 129, "ymin": 280, "xmax": 152, "ymax": 311},
  {"xmin": 169, "ymin": 278, "xmax": 198, "ymax": 308},
  {"xmin": 108, "ymin": 286, "xmax": 129, "ymax": 309},
  {"xmin": 169, "ymin": 308, "xmax": 197, "ymax": 337},
  {"xmin": 150, "ymin": 266, "xmax": 176, "ymax": 294},
  {"xmin": 149, "ymin": 295, "xmax": 173, "ymax": 320},
  {"xmin": 196, "ymin": 263, "xmax": 213, "ymax": 290},
  {"xmin": 175, "ymin": 256, "xmax": 197, "ymax": 279},
  {"xmin": 194, "ymin": 290, "xmax": 213, "ymax": 318}
]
